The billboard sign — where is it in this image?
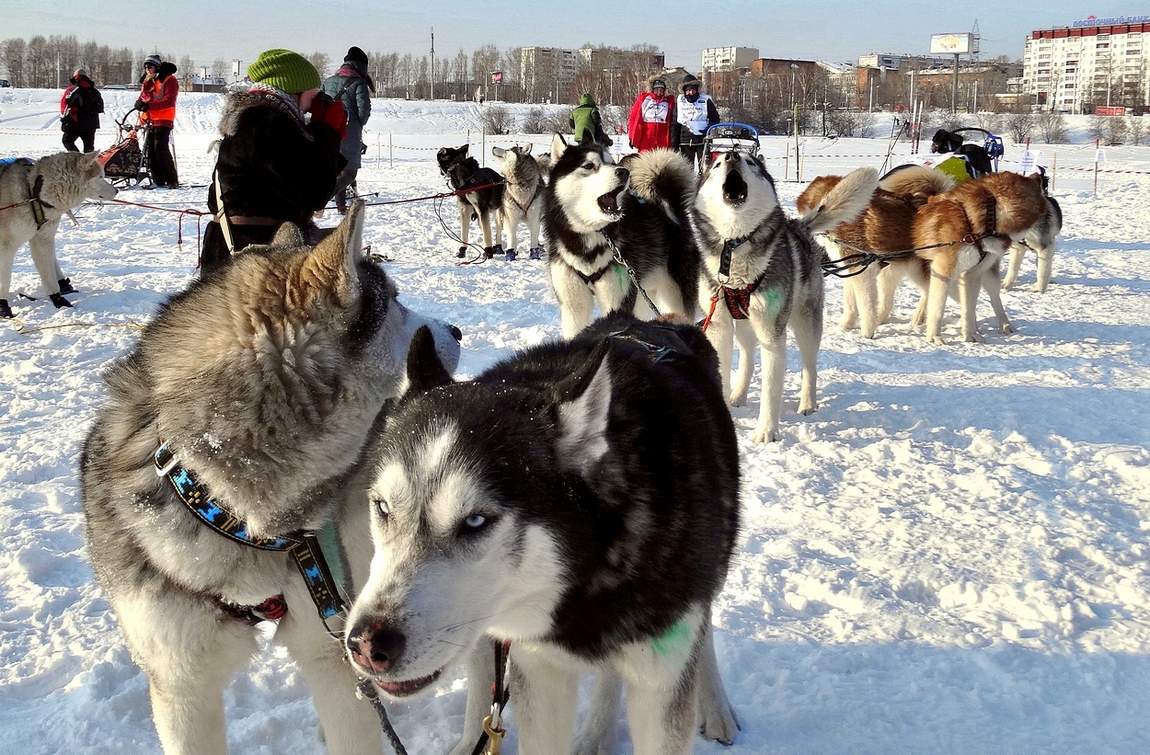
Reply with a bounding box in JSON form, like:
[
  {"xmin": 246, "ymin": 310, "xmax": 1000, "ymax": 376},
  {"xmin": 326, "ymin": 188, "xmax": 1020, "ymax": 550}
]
[
  {"xmin": 929, "ymin": 33, "xmax": 977, "ymax": 55},
  {"xmin": 1073, "ymin": 15, "xmax": 1150, "ymax": 27},
  {"xmin": 490, "ymin": 71, "xmax": 503, "ymax": 84},
  {"xmin": 1094, "ymin": 105, "xmax": 1127, "ymax": 116}
]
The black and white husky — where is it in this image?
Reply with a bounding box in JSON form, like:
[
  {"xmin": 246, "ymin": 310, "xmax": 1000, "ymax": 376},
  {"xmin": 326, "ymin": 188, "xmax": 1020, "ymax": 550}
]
[
  {"xmin": 80, "ymin": 204, "xmax": 467, "ymax": 754},
  {"xmin": 544, "ymin": 134, "xmax": 700, "ymax": 337},
  {"xmin": 437, "ymin": 144, "xmax": 506, "ymax": 258},
  {"xmin": 694, "ymin": 150, "xmax": 877, "ymax": 442},
  {"xmin": 346, "ymin": 312, "xmax": 742, "ymax": 754}
]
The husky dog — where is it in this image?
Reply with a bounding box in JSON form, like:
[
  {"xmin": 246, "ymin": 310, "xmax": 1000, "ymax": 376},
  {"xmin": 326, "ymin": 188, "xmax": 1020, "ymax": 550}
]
[
  {"xmin": 1003, "ymin": 195, "xmax": 1062, "ymax": 293},
  {"xmin": 694, "ymin": 149, "xmax": 877, "ymax": 443},
  {"xmin": 346, "ymin": 312, "xmax": 741, "ymax": 754},
  {"xmin": 492, "ymin": 144, "xmax": 545, "ymax": 261},
  {"xmin": 0, "ymin": 151, "xmax": 117, "ymax": 318},
  {"xmin": 437, "ymin": 144, "xmax": 506, "ymax": 259},
  {"xmin": 796, "ymin": 165, "xmax": 955, "ymax": 339},
  {"xmin": 80, "ymin": 203, "xmax": 466, "ymax": 755},
  {"xmin": 908, "ymin": 171, "xmax": 1048, "ymax": 344},
  {"xmin": 544, "ymin": 135, "xmax": 700, "ymax": 338}
]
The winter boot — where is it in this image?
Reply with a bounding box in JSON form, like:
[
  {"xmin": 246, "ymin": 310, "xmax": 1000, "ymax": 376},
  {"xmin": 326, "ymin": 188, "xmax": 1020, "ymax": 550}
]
[
  {"xmin": 0, "ymin": 299, "xmax": 12, "ymax": 319},
  {"xmin": 456, "ymin": 246, "xmax": 467, "ymax": 259},
  {"xmin": 50, "ymin": 293, "xmax": 73, "ymax": 309},
  {"xmin": 57, "ymin": 278, "xmax": 76, "ymax": 295},
  {"xmin": 504, "ymin": 248, "xmax": 518, "ymax": 261},
  {"xmin": 528, "ymin": 246, "xmax": 544, "ymax": 261}
]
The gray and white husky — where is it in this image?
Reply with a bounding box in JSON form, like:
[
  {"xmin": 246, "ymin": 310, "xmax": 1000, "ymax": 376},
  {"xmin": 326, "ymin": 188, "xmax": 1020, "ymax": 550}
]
[
  {"xmin": 544, "ymin": 135, "xmax": 700, "ymax": 337},
  {"xmin": 694, "ymin": 150, "xmax": 877, "ymax": 443},
  {"xmin": 0, "ymin": 151, "xmax": 117, "ymax": 318},
  {"xmin": 80, "ymin": 203, "xmax": 465, "ymax": 754},
  {"xmin": 346, "ymin": 312, "xmax": 741, "ymax": 754},
  {"xmin": 492, "ymin": 144, "xmax": 545, "ymax": 261},
  {"xmin": 1003, "ymin": 195, "xmax": 1062, "ymax": 293}
]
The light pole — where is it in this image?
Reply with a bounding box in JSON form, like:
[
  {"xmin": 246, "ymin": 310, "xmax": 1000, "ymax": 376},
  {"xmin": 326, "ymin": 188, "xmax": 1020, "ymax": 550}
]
[{"xmin": 790, "ymin": 62, "xmax": 799, "ymax": 112}]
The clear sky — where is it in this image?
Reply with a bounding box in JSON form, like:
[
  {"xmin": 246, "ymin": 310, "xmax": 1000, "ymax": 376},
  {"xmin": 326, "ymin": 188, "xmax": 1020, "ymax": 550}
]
[{"xmin": 0, "ymin": 1, "xmax": 1142, "ymax": 69}]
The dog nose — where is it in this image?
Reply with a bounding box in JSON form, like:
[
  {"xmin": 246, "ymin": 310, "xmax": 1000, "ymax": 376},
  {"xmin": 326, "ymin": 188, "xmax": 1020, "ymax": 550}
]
[
  {"xmin": 449, "ymin": 325, "xmax": 463, "ymax": 342},
  {"xmin": 347, "ymin": 622, "xmax": 407, "ymax": 674},
  {"xmin": 614, "ymin": 167, "xmax": 629, "ymax": 180}
]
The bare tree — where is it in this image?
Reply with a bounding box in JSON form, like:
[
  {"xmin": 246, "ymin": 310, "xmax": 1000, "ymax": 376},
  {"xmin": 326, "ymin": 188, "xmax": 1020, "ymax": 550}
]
[
  {"xmin": 481, "ymin": 104, "xmax": 513, "ymax": 134},
  {"xmin": 1129, "ymin": 117, "xmax": 1145, "ymax": 145},
  {"xmin": 1005, "ymin": 112, "xmax": 1035, "ymax": 142},
  {"xmin": 1036, "ymin": 112, "xmax": 1067, "ymax": 143},
  {"xmin": 2, "ymin": 38, "xmax": 27, "ymax": 87},
  {"xmin": 1105, "ymin": 116, "xmax": 1128, "ymax": 145},
  {"xmin": 308, "ymin": 52, "xmax": 331, "ymax": 78}
]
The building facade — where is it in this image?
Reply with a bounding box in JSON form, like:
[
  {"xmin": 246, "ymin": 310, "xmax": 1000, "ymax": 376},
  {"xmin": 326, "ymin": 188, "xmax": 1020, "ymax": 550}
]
[
  {"xmin": 520, "ymin": 47, "xmax": 578, "ymax": 102},
  {"xmin": 1023, "ymin": 18, "xmax": 1150, "ymax": 113},
  {"xmin": 701, "ymin": 46, "xmax": 759, "ymax": 73}
]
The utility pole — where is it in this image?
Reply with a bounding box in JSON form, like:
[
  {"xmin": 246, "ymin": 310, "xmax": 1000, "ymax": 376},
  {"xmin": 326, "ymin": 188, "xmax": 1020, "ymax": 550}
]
[
  {"xmin": 430, "ymin": 28, "xmax": 435, "ymax": 100},
  {"xmin": 951, "ymin": 53, "xmax": 959, "ymax": 113},
  {"xmin": 972, "ymin": 79, "xmax": 978, "ymax": 113},
  {"xmin": 868, "ymin": 75, "xmax": 875, "ymax": 112}
]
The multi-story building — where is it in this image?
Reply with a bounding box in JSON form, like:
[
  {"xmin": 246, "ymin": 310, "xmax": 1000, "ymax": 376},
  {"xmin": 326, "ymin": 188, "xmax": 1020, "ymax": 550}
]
[
  {"xmin": 1024, "ymin": 16, "xmax": 1150, "ymax": 113},
  {"xmin": 701, "ymin": 46, "xmax": 759, "ymax": 73},
  {"xmin": 520, "ymin": 46, "xmax": 578, "ymax": 102}
]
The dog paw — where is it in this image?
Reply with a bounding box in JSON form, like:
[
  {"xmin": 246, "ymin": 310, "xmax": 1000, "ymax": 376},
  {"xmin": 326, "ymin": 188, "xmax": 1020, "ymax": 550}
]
[
  {"xmin": 838, "ymin": 317, "xmax": 857, "ymax": 331},
  {"xmin": 927, "ymin": 334, "xmax": 946, "ymax": 346},
  {"xmin": 1000, "ymin": 322, "xmax": 1015, "ymax": 335},
  {"xmin": 751, "ymin": 426, "xmax": 781, "ymax": 444},
  {"xmin": 0, "ymin": 299, "xmax": 12, "ymax": 319},
  {"xmin": 964, "ymin": 331, "xmax": 984, "ymax": 343},
  {"xmin": 798, "ymin": 402, "xmax": 818, "ymax": 416},
  {"xmin": 727, "ymin": 392, "xmax": 747, "ymax": 408},
  {"xmin": 49, "ymin": 293, "xmax": 73, "ymax": 309},
  {"xmin": 699, "ymin": 701, "xmax": 741, "ymax": 746}
]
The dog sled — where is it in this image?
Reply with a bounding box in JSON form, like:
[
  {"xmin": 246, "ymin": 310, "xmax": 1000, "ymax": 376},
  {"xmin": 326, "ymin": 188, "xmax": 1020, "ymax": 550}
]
[
  {"xmin": 96, "ymin": 108, "xmax": 150, "ymax": 188},
  {"xmin": 887, "ymin": 126, "xmax": 1007, "ymax": 183},
  {"xmin": 704, "ymin": 122, "xmax": 761, "ymax": 161}
]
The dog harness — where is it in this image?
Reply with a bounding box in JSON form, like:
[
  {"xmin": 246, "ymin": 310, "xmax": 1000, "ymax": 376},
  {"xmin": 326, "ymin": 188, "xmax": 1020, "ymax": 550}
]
[
  {"xmin": 702, "ymin": 212, "xmax": 784, "ymax": 326},
  {"xmin": 153, "ymin": 441, "xmax": 347, "ymax": 629},
  {"xmin": 0, "ymin": 159, "xmax": 54, "ymax": 229},
  {"xmin": 961, "ymin": 194, "xmax": 1006, "ymax": 259}
]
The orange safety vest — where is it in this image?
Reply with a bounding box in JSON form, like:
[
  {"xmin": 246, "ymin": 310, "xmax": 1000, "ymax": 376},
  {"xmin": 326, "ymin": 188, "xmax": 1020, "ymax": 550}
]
[{"xmin": 141, "ymin": 76, "xmax": 178, "ymax": 126}]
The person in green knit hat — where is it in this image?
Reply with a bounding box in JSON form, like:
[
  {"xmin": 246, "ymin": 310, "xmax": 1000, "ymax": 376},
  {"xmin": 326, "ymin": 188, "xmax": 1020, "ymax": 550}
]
[
  {"xmin": 569, "ymin": 93, "xmax": 612, "ymax": 146},
  {"xmin": 200, "ymin": 48, "xmax": 348, "ymax": 274}
]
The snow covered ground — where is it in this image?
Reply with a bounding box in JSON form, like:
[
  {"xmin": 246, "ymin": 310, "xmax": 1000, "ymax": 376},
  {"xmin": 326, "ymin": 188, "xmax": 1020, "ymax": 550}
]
[{"xmin": 2, "ymin": 91, "xmax": 1149, "ymax": 753}]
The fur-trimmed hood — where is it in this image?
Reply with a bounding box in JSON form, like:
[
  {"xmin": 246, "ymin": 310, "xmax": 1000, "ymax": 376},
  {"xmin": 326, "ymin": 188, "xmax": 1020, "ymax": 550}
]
[{"xmin": 218, "ymin": 89, "xmax": 306, "ymax": 138}]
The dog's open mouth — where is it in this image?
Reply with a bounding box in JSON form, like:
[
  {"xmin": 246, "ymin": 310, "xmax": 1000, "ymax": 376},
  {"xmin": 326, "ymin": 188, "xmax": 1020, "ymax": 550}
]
[
  {"xmin": 372, "ymin": 667, "xmax": 443, "ymax": 698},
  {"xmin": 597, "ymin": 187, "xmax": 625, "ymax": 216},
  {"xmin": 722, "ymin": 170, "xmax": 748, "ymax": 206}
]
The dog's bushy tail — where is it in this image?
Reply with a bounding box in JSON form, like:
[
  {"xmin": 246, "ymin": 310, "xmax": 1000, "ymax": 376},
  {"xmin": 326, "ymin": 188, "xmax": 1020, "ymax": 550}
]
[
  {"xmin": 800, "ymin": 167, "xmax": 878, "ymax": 235},
  {"xmin": 627, "ymin": 148, "xmax": 695, "ymax": 224},
  {"xmin": 878, "ymin": 164, "xmax": 955, "ymax": 204}
]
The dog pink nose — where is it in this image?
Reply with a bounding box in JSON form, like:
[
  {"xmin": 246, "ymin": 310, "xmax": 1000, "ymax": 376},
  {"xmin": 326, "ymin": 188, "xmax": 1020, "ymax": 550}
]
[{"xmin": 347, "ymin": 623, "xmax": 406, "ymax": 674}]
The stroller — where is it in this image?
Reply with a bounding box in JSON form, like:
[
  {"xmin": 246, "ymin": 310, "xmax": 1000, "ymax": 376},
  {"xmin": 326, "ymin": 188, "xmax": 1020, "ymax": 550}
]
[{"xmin": 97, "ymin": 108, "xmax": 151, "ymax": 187}]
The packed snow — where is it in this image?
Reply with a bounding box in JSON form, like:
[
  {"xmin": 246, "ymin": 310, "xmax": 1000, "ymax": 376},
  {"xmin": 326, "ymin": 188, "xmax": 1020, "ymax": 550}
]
[{"xmin": 1, "ymin": 90, "xmax": 1149, "ymax": 754}]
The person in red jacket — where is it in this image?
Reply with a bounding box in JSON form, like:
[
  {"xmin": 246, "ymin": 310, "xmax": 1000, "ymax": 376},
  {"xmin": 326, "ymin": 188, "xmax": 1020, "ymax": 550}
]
[
  {"xmin": 59, "ymin": 69, "xmax": 103, "ymax": 152},
  {"xmin": 136, "ymin": 55, "xmax": 180, "ymax": 188},
  {"xmin": 627, "ymin": 76, "xmax": 675, "ymax": 153}
]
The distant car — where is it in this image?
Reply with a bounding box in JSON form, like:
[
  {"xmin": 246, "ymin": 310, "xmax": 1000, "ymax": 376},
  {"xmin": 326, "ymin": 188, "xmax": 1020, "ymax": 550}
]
[
  {"xmin": 103, "ymin": 84, "xmax": 128, "ymax": 90},
  {"xmin": 0, "ymin": 79, "xmax": 12, "ymax": 88}
]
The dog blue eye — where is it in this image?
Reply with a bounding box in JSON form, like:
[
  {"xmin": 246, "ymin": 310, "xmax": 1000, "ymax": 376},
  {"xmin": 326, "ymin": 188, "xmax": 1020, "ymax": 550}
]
[{"xmin": 462, "ymin": 514, "xmax": 492, "ymax": 532}]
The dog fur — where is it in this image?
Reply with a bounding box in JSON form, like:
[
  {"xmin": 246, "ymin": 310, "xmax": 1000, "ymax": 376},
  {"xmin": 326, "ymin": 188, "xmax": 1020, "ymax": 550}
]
[
  {"xmin": 694, "ymin": 149, "xmax": 877, "ymax": 442},
  {"xmin": 79, "ymin": 202, "xmax": 467, "ymax": 755},
  {"xmin": 492, "ymin": 144, "xmax": 545, "ymax": 260},
  {"xmin": 1003, "ymin": 195, "xmax": 1062, "ymax": 293},
  {"xmin": 544, "ymin": 135, "xmax": 701, "ymax": 337},
  {"xmin": 345, "ymin": 312, "xmax": 741, "ymax": 754},
  {"xmin": 797, "ymin": 166, "xmax": 954, "ymax": 338},
  {"xmin": 908, "ymin": 171, "xmax": 1048, "ymax": 343},
  {"xmin": 0, "ymin": 152, "xmax": 117, "ymax": 317},
  {"xmin": 437, "ymin": 144, "xmax": 505, "ymax": 258}
]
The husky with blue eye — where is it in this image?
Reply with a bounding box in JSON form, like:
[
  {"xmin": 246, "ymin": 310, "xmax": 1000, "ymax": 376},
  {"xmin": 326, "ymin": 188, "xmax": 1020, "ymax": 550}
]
[{"xmin": 346, "ymin": 312, "xmax": 742, "ymax": 754}]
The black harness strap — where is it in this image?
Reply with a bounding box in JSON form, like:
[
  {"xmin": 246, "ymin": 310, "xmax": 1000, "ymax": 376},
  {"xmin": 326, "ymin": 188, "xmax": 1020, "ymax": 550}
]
[
  {"xmin": 29, "ymin": 172, "xmax": 55, "ymax": 229},
  {"xmin": 153, "ymin": 442, "xmax": 346, "ymax": 629},
  {"xmin": 575, "ymin": 254, "xmax": 616, "ymax": 286},
  {"xmin": 469, "ymin": 640, "xmax": 512, "ymax": 755},
  {"xmin": 714, "ymin": 210, "xmax": 783, "ymax": 284}
]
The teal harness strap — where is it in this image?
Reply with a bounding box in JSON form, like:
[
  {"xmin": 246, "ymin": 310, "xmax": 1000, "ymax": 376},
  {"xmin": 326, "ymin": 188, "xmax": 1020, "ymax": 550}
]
[{"xmin": 316, "ymin": 520, "xmax": 351, "ymax": 596}]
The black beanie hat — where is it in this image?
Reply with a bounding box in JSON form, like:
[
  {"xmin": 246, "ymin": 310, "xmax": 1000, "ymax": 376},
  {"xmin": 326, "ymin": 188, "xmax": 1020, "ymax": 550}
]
[{"xmin": 345, "ymin": 46, "xmax": 368, "ymax": 66}]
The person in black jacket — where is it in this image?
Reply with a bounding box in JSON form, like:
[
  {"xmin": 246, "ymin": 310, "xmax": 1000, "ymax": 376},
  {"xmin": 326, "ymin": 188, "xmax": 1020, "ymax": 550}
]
[
  {"xmin": 670, "ymin": 74, "xmax": 720, "ymax": 173},
  {"xmin": 200, "ymin": 49, "xmax": 347, "ymax": 275},
  {"xmin": 60, "ymin": 69, "xmax": 103, "ymax": 152}
]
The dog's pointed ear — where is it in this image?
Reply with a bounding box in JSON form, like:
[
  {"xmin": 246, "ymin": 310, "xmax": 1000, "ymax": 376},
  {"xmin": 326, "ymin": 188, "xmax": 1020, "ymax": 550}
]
[
  {"xmin": 523, "ymin": 142, "xmax": 533, "ymax": 155},
  {"xmin": 304, "ymin": 200, "xmax": 363, "ymax": 307},
  {"xmin": 460, "ymin": 144, "xmax": 470, "ymax": 155},
  {"xmin": 551, "ymin": 340, "xmax": 612, "ymax": 476},
  {"xmin": 272, "ymin": 221, "xmax": 307, "ymax": 248},
  {"xmin": 407, "ymin": 325, "xmax": 454, "ymax": 393},
  {"xmin": 551, "ymin": 133, "xmax": 568, "ymax": 164},
  {"xmin": 492, "ymin": 146, "xmax": 506, "ymax": 159}
]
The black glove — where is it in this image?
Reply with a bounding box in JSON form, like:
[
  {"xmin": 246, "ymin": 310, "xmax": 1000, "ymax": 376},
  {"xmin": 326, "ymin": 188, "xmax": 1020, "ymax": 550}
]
[
  {"xmin": 360, "ymin": 143, "xmax": 368, "ymax": 155},
  {"xmin": 604, "ymin": 136, "xmax": 614, "ymax": 146},
  {"xmin": 135, "ymin": 99, "xmax": 149, "ymax": 112},
  {"xmin": 60, "ymin": 115, "xmax": 70, "ymax": 126}
]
